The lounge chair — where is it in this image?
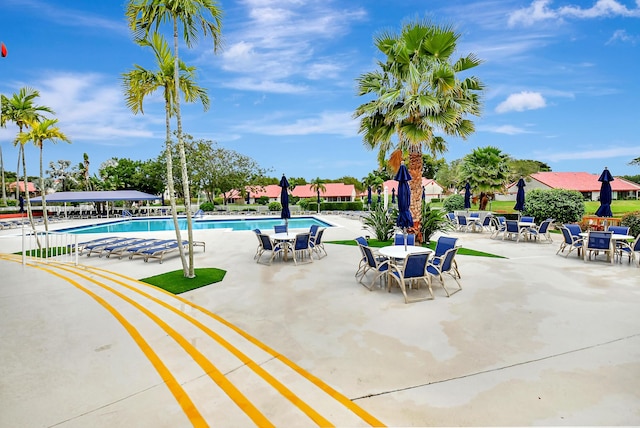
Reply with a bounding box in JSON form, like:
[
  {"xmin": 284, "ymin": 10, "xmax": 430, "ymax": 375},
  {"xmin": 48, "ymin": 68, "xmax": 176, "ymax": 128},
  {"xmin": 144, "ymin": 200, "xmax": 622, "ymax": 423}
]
[
  {"xmin": 143, "ymin": 240, "xmax": 205, "ymax": 264},
  {"xmin": 84, "ymin": 237, "xmax": 132, "ymax": 256},
  {"xmin": 77, "ymin": 236, "xmax": 121, "ymax": 255},
  {"xmin": 102, "ymin": 238, "xmax": 161, "ymax": 259},
  {"xmin": 387, "ymin": 251, "xmax": 433, "ymax": 303},
  {"xmin": 127, "ymin": 239, "xmax": 175, "ymax": 260}
]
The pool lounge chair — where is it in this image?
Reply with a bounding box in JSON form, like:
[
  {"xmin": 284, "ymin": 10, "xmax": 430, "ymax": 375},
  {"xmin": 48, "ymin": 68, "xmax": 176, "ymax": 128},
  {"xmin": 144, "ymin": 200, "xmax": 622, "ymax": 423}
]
[
  {"xmin": 102, "ymin": 238, "xmax": 161, "ymax": 259},
  {"xmin": 143, "ymin": 240, "xmax": 206, "ymax": 264},
  {"xmin": 79, "ymin": 237, "xmax": 128, "ymax": 256},
  {"xmin": 127, "ymin": 239, "xmax": 176, "ymax": 260}
]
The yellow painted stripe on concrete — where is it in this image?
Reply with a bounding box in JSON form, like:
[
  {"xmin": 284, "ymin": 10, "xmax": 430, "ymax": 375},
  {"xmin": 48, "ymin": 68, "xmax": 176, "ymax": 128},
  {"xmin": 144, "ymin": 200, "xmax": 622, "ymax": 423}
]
[
  {"xmin": 49, "ymin": 263, "xmax": 274, "ymax": 428},
  {"xmin": 0, "ymin": 257, "xmax": 207, "ymax": 428},
  {"xmin": 73, "ymin": 266, "xmax": 333, "ymax": 427},
  {"xmin": 83, "ymin": 264, "xmax": 386, "ymax": 427}
]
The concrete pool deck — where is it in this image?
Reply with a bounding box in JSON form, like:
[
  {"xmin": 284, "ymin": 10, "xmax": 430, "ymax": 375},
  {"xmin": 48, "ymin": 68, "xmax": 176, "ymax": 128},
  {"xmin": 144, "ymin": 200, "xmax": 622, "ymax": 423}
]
[{"xmin": 1, "ymin": 214, "xmax": 639, "ymax": 426}]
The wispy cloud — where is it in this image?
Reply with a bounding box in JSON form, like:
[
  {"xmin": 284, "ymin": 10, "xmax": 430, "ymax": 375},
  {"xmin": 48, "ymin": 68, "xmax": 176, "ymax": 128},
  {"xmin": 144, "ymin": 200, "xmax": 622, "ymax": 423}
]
[
  {"xmin": 480, "ymin": 124, "xmax": 534, "ymax": 135},
  {"xmin": 509, "ymin": 0, "xmax": 640, "ymax": 27},
  {"xmin": 495, "ymin": 91, "xmax": 547, "ymax": 113},
  {"xmin": 218, "ymin": 0, "xmax": 367, "ymax": 93},
  {"xmin": 606, "ymin": 29, "xmax": 640, "ymax": 45},
  {"xmin": 5, "ymin": 0, "xmax": 127, "ymax": 35},
  {"xmin": 238, "ymin": 111, "xmax": 358, "ymax": 136},
  {"xmin": 544, "ymin": 145, "xmax": 640, "ymax": 161}
]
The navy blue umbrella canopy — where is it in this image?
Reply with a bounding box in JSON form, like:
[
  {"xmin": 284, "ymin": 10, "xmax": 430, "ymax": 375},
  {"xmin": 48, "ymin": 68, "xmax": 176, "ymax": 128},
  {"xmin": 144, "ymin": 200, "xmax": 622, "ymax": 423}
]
[
  {"xmin": 595, "ymin": 167, "xmax": 614, "ymax": 217},
  {"xmin": 246, "ymin": 191, "xmax": 250, "ymax": 204},
  {"xmin": 367, "ymin": 186, "xmax": 372, "ymax": 206},
  {"xmin": 395, "ymin": 163, "xmax": 414, "ymax": 249},
  {"xmin": 464, "ymin": 182, "xmax": 472, "ymax": 209},
  {"xmin": 391, "ymin": 187, "xmax": 396, "ymax": 204},
  {"xmin": 279, "ymin": 174, "xmax": 291, "ymax": 231},
  {"xmin": 421, "ymin": 186, "xmax": 426, "ymax": 202},
  {"xmin": 514, "ymin": 178, "xmax": 526, "ymax": 212}
]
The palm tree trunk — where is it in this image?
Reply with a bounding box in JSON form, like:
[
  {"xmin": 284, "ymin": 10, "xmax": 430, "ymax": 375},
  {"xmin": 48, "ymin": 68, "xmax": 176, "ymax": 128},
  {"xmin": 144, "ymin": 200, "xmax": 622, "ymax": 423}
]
[
  {"xmin": 408, "ymin": 150, "xmax": 423, "ymax": 243},
  {"xmin": 39, "ymin": 144, "xmax": 49, "ymax": 232},
  {"xmin": 0, "ymin": 145, "xmax": 7, "ymax": 205},
  {"xmin": 173, "ymin": 18, "xmax": 195, "ymax": 278},
  {"xmin": 15, "ymin": 146, "xmax": 21, "ymax": 200},
  {"xmin": 164, "ymin": 95, "xmax": 187, "ymax": 275},
  {"xmin": 21, "ymin": 146, "xmax": 40, "ymax": 248}
]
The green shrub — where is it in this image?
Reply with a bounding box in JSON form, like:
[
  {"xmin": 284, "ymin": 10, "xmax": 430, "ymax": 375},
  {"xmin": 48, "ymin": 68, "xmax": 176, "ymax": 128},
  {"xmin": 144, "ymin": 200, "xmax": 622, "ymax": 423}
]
[
  {"xmin": 524, "ymin": 189, "xmax": 585, "ymax": 225},
  {"xmin": 268, "ymin": 201, "xmax": 282, "ymax": 211},
  {"xmin": 362, "ymin": 204, "xmax": 396, "ymax": 241},
  {"xmin": 257, "ymin": 196, "xmax": 270, "ymax": 205},
  {"xmin": 199, "ymin": 202, "xmax": 215, "ymax": 212},
  {"xmin": 621, "ymin": 211, "xmax": 640, "ymax": 237},
  {"xmin": 420, "ymin": 204, "xmax": 455, "ymax": 243},
  {"xmin": 213, "ymin": 197, "xmax": 223, "ymax": 206},
  {"xmin": 443, "ymin": 194, "xmax": 465, "ymax": 212}
]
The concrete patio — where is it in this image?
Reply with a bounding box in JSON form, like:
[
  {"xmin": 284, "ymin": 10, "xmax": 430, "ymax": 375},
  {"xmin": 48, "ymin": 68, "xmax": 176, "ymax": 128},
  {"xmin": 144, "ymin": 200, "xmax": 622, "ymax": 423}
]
[{"xmin": 1, "ymin": 214, "xmax": 639, "ymax": 426}]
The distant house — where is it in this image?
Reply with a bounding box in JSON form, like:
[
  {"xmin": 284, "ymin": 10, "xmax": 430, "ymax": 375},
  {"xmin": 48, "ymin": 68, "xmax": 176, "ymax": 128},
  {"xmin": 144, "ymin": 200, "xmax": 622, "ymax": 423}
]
[
  {"xmin": 376, "ymin": 178, "xmax": 445, "ymax": 202},
  {"xmin": 9, "ymin": 181, "xmax": 37, "ymax": 196},
  {"xmin": 504, "ymin": 172, "xmax": 640, "ymax": 201},
  {"xmin": 227, "ymin": 182, "xmax": 357, "ymax": 204}
]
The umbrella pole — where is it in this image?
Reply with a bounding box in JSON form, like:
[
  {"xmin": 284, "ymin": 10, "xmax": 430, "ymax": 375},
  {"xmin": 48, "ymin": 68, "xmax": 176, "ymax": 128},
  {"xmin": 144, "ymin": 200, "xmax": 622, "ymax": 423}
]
[{"xmin": 404, "ymin": 228, "xmax": 408, "ymax": 251}]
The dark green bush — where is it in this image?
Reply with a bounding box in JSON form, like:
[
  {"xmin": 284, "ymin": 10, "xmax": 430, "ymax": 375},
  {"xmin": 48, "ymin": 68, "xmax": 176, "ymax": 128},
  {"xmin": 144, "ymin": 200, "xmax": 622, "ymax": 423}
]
[
  {"xmin": 443, "ymin": 194, "xmax": 465, "ymax": 212},
  {"xmin": 621, "ymin": 211, "xmax": 640, "ymax": 237},
  {"xmin": 268, "ymin": 201, "xmax": 282, "ymax": 211},
  {"xmin": 213, "ymin": 197, "xmax": 223, "ymax": 206},
  {"xmin": 420, "ymin": 204, "xmax": 455, "ymax": 243},
  {"xmin": 199, "ymin": 202, "xmax": 215, "ymax": 212},
  {"xmin": 362, "ymin": 204, "xmax": 396, "ymax": 241},
  {"xmin": 257, "ymin": 196, "xmax": 270, "ymax": 205},
  {"xmin": 524, "ymin": 189, "xmax": 585, "ymax": 225}
]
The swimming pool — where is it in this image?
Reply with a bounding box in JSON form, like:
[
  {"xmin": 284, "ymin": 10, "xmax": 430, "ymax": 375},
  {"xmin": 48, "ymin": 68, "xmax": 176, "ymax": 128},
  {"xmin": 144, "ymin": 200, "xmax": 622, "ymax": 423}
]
[{"xmin": 59, "ymin": 216, "xmax": 333, "ymax": 234}]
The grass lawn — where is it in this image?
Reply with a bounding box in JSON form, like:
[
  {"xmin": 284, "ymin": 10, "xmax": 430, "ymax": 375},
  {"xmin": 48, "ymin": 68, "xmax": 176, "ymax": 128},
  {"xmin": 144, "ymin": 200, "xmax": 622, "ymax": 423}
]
[
  {"xmin": 140, "ymin": 268, "xmax": 226, "ymax": 294},
  {"xmin": 327, "ymin": 239, "xmax": 504, "ymax": 258},
  {"xmin": 431, "ymin": 200, "xmax": 640, "ymax": 217}
]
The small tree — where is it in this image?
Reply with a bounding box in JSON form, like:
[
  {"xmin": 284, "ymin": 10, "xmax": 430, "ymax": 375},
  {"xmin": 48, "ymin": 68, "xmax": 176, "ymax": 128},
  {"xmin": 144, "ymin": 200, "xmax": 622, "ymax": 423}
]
[
  {"xmin": 443, "ymin": 194, "xmax": 465, "ymax": 212},
  {"xmin": 420, "ymin": 203, "xmax": 455, "ymax": 243},
  {"xmin": 525, "ymin": 189, "xmax": 585, "ymax": 225},
  {"xmin": 621, "ymin": 211, "xmax": 640, "ymax": 237}
]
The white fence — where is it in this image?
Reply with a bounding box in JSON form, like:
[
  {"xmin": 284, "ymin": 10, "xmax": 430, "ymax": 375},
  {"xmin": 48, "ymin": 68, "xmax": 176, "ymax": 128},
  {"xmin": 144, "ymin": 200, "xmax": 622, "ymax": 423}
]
[{"xmin": 20, "ymin": 229, "xmax": 79, "ymax": 266}]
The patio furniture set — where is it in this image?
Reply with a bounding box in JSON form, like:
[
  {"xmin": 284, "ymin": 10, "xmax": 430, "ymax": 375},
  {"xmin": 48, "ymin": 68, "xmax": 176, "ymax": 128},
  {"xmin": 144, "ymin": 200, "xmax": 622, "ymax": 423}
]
[{"xmin": 254, "ymin": 224, "xmax": 327, "ymax": 265}]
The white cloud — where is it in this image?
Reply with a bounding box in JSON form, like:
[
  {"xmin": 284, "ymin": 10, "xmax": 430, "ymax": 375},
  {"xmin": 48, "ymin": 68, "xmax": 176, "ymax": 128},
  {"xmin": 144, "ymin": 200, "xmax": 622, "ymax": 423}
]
[
  {"xmin": 508, "ymin": 0, "xmax": 640, "ymax": 27},
  {"xmin": 481, "ymin": 125, "xmax": 533, "ymax": 135},
  {"xmin": 239, "ymin": 111, "xmax": 358, "ymax": 137},
  {"xmin": 495, "ymin": 91, "xmax": 547, "ymax": 113},
  {"xmin": 544, "ymin": 145, "xmax": 640, "ymax": 161},
  {"xmin": 606, "ymin": 29, "xmax": 640, "ymax": 44}
]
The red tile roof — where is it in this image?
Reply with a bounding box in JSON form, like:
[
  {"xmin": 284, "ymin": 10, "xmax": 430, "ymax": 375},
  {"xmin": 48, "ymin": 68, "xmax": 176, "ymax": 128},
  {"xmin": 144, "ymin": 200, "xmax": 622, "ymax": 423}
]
[
  {"xmin": 507, "ymin": 172, "xmax": 640, "ymax": 192},
  {"xmin": 241, "ymin": 183, "xmax": 356, "ymax": 199},
  {"xmin": 9, "ymin": 181, "xmax": 37, "ymax": 192}
]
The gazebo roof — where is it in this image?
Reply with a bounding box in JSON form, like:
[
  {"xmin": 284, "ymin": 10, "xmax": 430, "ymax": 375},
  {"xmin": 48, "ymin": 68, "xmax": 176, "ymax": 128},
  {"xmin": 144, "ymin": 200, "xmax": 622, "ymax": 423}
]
[{"xmin": 31, "ymin": 190, "xmax": 160, "ymax": 203}]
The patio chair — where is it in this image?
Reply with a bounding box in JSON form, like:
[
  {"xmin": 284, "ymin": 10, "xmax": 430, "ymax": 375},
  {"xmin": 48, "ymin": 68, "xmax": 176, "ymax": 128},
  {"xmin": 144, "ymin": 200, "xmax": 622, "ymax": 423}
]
[
  {"xmin": 556, "ymin": 226, "xmax": 584, "ymax": 257},
  {"xmin": 274, "ymin": 225, "xmax": 287, "ymax": 233},
  {"xmin": 292, "ymin": 232, "xmax": 313, "ymax": 265},
  {"xmin": 520, "ymin": 216, "xmax": 535, "ymax": 223},
  {"xmin": 310, "ymin": 228, "xmax": 327, "ymax": 259},
  {"xmin": 256, "ymin": 233, "xmax": 285, "ymax": 265},
  {"xmin": 387, "ymin": 252, "xmax": 433, "ymax": 303},
  {"xmin": 143, "ymin": 240, "xmax": 205, "ymax": 264},
  {"xmin": 503, "ymin": 220, "xmax": 524, "ymax": 242},
  {"xmin": 490, "ymin": 216, "xmax": 507, "ymax": 239},
  {"xmin": 617, "ymin": 234, "xmax": 640, "ymax": 266},
  {"xmin": 527, "ymin": 218, "xmax": 554, "ymax": 243},
  {"xmin": 85, "ymin": 237, "xmax": 131, "ymax": 257},
  {"xmin": 607, "ymin": 225, "xmax": 630, "ymax": 235},
  {"xmin": 446, "ymin": 212, "xmax": 456, "ymax": 225},
  {"xmin": 356, "ymin": 244, "xmax": 390, "ymax": 291},
  {"xmin": 565, "ymin": 223, "xmax": 582, "ymax": 238},
  {"xmin": 101, "ymin": 238, "xmax": 157, "ymax": 258},
  {"xmin": 431, "ymin": 236, "xmax": 461, "ymax": 278},
  {"xmin": 480, "ymin": 215, "xmax": 493, "ymax": 232},
  {"xmin": 309, "ymin": 224, "xmax": 320, "ymax": 240},
  {"xmin": 394, "ymin": 233, "xmax": 415, "ymax": 246},
  {"xmin": 456, "ymin": 215, "xmax": 471, "ymax": 232},
  {"xmin": 583, "ymin": 230, "xmax": 613, "ymax": 263},
  {"xmin": 426, "ymin": 246, "xmax": 462, "ymax": 297},
  {"xmin": 126, "ymin": 239, "xmax": 174, "ymax": 260},
  {"xmin": 77, "ymin": 236, "xmax": 122, "ymax": 255}
]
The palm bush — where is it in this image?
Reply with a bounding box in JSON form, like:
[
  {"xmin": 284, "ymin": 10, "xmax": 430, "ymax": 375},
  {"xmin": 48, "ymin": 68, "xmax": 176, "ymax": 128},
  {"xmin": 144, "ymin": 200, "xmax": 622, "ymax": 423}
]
[
  {"xmin": 524, "ymin": 189, "xmax": 585, "ymax": 225},
  {"xmin": 443, "ymin": 194, "xmax": 465, "ymax": 212},
  {"xmin": 621, "ymin": 211, "xmax": 640, "ymax": 237},
  {"xmin": 420, "ymin": 203, "xmax": 455, "ymax": 243},
  {"xmin": 363, "ymin": 204, "xmax": 396, "ymax": 241}
]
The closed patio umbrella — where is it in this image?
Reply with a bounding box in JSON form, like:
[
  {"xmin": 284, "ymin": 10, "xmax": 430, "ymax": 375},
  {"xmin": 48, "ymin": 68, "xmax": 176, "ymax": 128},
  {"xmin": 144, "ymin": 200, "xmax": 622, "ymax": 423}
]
[
  {"xmin": 422, "ymin": 186, "xmax": 425, "ymax": 203},
  {"xmin": 514, "ymin": 178, "xmax": 526, "ymax": 212},
  {"xmin": 464, "ymin": 182, "xmax": 472, "ymax": 210},
  {"xmin": 595, "ymin": 167, "xmax": 614, "ymax": 218},
  {"xmin": 316, "ymin": 189, "xmax": 321, "ymax": 213},
  {"xmin": 395, "ymin": 162, "xmax": 413, "ymax": 250},
  {"xmin": 246, "ymin": 191, "xmax": 250, "ymax": 204},
  {"xmin": 367, "ymin": 186, "xmax": 372, "ymax": 208},
  {"xmin": 391, "ymin": 187, "xmax": 396, "ymax": 204},
  {"xmin": 279, "ymin": 174, "xmax": 291, "ymax": 232}
]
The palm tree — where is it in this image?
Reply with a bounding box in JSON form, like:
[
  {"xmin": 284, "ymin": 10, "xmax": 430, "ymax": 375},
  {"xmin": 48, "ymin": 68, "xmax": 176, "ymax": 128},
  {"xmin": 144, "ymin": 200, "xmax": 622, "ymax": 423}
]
[
  {"xmin": 1, "ymin": 88, "xmax": 54, "ymax": 230},
  {"xmin": 126, "ymin": 0, "xmax": 222, "ymax": 279},
  {"xmin": 354, "ymin": 20, "xmax": 483, "ymax": 240},
  {"xmin": 18, "ymin": 119, "xmax": 70, "ymax": 232},
  {"xmin": 122, "ymin": 31, "xmax": 210, "ymax": 277},
  {"xmin": 309, "ymin": 177, "xmax": 327, "ymax": 213},
  {"xmin": 458, "ymin": 146, "xmax": 510, "ymax": 210}
]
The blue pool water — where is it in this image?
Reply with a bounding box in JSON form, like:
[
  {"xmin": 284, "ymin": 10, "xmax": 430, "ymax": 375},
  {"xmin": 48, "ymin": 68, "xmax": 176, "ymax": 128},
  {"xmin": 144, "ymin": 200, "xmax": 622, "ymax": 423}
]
[{"xmin": 59, "ymin": 216, "xmax": 333, "ymax": 234}]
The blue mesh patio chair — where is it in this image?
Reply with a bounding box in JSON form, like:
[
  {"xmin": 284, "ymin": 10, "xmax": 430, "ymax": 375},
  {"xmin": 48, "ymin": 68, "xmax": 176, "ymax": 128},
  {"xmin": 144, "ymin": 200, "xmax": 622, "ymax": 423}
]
[
  {"xmin": 354, "ymin": 236, "xmax": 370, "ymax": 277},
  {"xmin": 431, "ymin": 236, "xmax": 460, "ymax": 278},
  {"xmin": 309, "ymin": 224, "xmax": 320, "ymax": 240},
  {"xmin": 607, "ymin": 225, "xmax": 630, "ymax": 235},
  {"xmin": 527, "ymin": 218, "xmax": 554, "ymax": 243},
  {"xmin": 520, "ymin": 216, "xmax": 535, "ymax": 223},
  {"xmin": 387, "ymin": 251, "xmax": 433, "ymax": 303},
  {"xmin": 565, "ymin": 223, "xmax": 582, "ymax": 238},
  {"xmin": 357, "ymin": 244, "xmax": 390, "ymax": 290},
  {"xmin": 426, "ymin": 246, "xmax": 462, "ymax": 297},
  {"xmin": 556, "ymin": 226, "xmax": 584, "ymax": 257},
  {"xmin": 503, "ymin": 220, "xmax": 524, "ymax": 242},
  {"xmin": 456, "ymin": 215, "xmax": 471, "ymax": 232},
  {"xmin": 490, "ymin": 216, "xmax": 507, "ymax": 239},
  {"xmin": 274, "ymin": 225, "xmax": 287, "ymax": 233},
  {"xmin": 394, "ymin": 233, "xmax": 415, "ymax": 246},
  {"xmin": 256, "ymin": 233, "xmax": 285, "ymax": 265},
  {"xmin": 310, "ymin": 227, "xmax": 327, "ymax": 259},
  {"xmin": 292, "ymin": 232, "xmax": 313, "ymax": 265},
  {"xmin": 480, "ymin": 215, "xmax": 493, "ymax": 232},
  {"xmin": 618, "ymin": 234, "xmax": 640, "ymax": 266},
  {"xmin": 583, "ymin": 230, "xmax": 613, "ymax": 263}
]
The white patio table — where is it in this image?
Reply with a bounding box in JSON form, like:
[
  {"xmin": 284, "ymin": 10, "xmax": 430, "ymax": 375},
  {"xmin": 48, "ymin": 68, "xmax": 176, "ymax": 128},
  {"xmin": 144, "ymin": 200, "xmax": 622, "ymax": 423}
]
[
  {"xmin": 579, "ymin": 232, "xmax": 634, "ymax": 263},
  {"xmin": 271, "ymin": 232, "xmax": 298, "ymax": 261}
]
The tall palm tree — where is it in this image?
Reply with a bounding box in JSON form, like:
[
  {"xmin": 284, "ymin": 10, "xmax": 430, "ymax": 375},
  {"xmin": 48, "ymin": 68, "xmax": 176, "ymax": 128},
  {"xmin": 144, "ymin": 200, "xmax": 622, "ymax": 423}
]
[
  {"xmin": 126, "ymin": 0, "xmax": 222, "ymax": 278},
  {"xmin": 309, "ymin": 177, "xmax": 327, "ymax": 213},
  {"xmin": 354, "ymin": 20, "xmax": 483, "ymax": 240},
  {"xmin": 122, "ymin": 31, "xmax": 210, "ymax": 277},
  {"xmin": 1, "ymin": 88, "xmax": 54, "ymax": 230},
  {"xmin": 18, "ymin": 119, "xmax": 70, "ymax": 232}
]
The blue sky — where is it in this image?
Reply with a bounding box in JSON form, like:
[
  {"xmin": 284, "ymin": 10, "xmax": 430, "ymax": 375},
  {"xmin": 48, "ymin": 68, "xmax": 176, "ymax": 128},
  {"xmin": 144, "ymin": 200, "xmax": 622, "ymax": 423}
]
[{"xmin": 2, "ymin": 0, "xmax": 640, "ymax": 183}]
